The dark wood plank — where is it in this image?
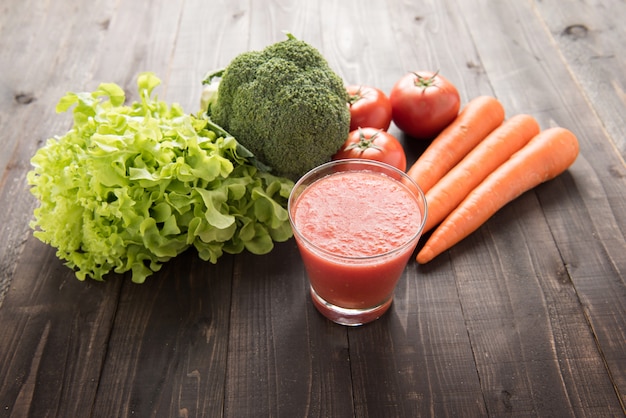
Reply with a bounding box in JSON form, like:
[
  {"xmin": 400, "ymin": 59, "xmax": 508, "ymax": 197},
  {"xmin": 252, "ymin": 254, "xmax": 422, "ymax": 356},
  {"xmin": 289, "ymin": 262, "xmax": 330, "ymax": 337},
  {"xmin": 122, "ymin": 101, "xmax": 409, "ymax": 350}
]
[
  {"xmin": 452, "ymin": 196, "xmax": 623, "ymax": 416},
  {"xmin": 166, "ymin": 2, "xmax": 357, "ymax": 416},
  {"xmin": 524, "ymin": 3, "xmax": 626, "ymax": 405},
  {"xmin": 0, "ymin": 3, "xmax": 124, "ymax": 414},
  {"xmin": 455, "ymin": 0, "xmax": 626, "ymax": 414},
  {"xmin": 1, "ymin": 0, "xmax": 625, "ymax": 416},
  {"xmin": 68, "ymin": 1, "xmax": 235, "ymax": 416},
  {"xmin": 224, "ymin": 242, "xmax": 355, "ymax": 418},
  {"xmin": 0, "ymin": 2, "xmax": 130, "ymax": 415},
  {"xmin": 91, "ymin": 251, "xmax": 232, "ymax": 417},
  {"xmin": 381, "ymin": 0, "xmax": 495, "ymax": 102},
  {"xmin": 330, "ymin": 0, "xmax": 495, "ymax": 416},
  {"xmin": 90, "ymin": 0, "xmax": 187, "ymax": 96},
  {"xmin": 0, "ymin": 0, "xmax": 116, "ymax": 307},
  {"xmin": 166, "ymin": 0, "xmax": 257, "ymax": 119},
  {"xmin": 0, "ymin": 238, "xmax": 121, "ymax": 417},
  {"xmin": 533, "ymin": 0, "xmax": 626, "ymax": 158},
  {"xmin": 348, "ymin": 268, "xmax": 488, "ymax": 417}
]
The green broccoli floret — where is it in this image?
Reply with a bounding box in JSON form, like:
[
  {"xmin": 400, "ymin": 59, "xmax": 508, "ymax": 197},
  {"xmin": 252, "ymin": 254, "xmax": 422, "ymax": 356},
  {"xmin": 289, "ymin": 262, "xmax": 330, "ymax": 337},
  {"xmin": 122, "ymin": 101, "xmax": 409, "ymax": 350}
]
[{"xmin": 202, "ymin": 34, "xmax": 350, "ymax": 180}]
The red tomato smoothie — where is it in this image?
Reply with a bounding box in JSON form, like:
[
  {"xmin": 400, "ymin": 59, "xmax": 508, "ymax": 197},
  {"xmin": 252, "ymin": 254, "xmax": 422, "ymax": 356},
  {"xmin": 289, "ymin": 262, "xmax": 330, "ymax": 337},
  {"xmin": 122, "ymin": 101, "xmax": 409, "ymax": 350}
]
[{"xmin": 290, "ymin": 167, "xmax": 425, "ymax": 323}]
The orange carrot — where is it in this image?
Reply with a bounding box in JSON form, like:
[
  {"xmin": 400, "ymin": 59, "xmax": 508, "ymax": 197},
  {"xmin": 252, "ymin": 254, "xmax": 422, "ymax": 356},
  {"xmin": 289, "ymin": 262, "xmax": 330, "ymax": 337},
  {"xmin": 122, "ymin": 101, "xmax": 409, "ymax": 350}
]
[
  {"xmin": 417, "ymin": 127, "xmax": 579, "ymax": 264},
  {"xmin": 406, "ymin": 96, "xmax": 505, "ymax": 193},
  {"xmin": 422, "ymin": 114, "xmax": 540, "ymax": 233}
]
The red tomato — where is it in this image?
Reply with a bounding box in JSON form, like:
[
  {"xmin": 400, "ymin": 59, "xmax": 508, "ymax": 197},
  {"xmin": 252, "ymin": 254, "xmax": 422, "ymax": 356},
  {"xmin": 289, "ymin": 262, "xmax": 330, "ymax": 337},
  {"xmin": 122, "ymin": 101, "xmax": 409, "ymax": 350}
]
[
  {"xmin": 333, "ymin": 127, "xmax": 406, "ymax": 172},
  {"xmin": 389, "ymin": 71, "xmax": 460, "ymax": 140},
  {"xmin": 346, "ymin": 85, "xmax": 393, "ymax": 131}
]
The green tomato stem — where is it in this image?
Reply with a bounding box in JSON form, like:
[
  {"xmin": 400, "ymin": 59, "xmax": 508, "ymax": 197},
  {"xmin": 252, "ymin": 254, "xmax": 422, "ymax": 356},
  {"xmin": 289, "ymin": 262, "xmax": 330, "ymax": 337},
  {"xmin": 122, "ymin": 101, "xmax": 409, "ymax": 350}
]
[
  {"xmin": 344, "ymin": 128, "xmax": 383, "ymax": 152},
  {"xmin": 412, "ymin": 70, "xmax": 440, "ymax": 91},
  {"xmin": 348, "ymin": 86, "xmax": 364, "ymax": 106}
]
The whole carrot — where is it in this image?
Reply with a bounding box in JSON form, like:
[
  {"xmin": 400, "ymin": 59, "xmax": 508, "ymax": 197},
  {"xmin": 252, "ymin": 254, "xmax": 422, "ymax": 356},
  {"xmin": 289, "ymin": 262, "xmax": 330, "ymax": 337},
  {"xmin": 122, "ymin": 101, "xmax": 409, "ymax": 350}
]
[
  {"xmin": 417, "ymin": 127, "xmax": 579, "ymax": 264},
  {"xmin": 406, "ymin": 96, "xmax": 505, "ymax": 193},
  {"xmin": 422, "ymin": 114, "xmax": 540, "ymax": 233}
]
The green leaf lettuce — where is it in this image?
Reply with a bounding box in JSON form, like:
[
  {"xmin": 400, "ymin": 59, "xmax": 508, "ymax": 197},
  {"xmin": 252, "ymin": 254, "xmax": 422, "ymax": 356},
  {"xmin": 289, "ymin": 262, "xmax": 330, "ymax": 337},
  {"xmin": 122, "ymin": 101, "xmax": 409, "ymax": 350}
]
[{"xmin": 28, "ymin": 72, "xmax": 294, "ymax": 283}]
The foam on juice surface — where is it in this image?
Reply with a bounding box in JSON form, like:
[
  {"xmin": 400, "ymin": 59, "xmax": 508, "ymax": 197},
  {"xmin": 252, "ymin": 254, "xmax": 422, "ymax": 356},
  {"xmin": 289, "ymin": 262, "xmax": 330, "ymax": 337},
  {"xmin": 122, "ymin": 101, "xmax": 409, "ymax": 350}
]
[{"xmin": 293, "ymin": 171, "xmax": 422, "ymax": 257}]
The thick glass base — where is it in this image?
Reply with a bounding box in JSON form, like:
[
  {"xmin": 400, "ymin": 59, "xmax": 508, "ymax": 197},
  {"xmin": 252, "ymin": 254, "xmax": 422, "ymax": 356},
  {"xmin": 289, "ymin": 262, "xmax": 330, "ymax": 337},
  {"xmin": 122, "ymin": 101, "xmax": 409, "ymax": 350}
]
[{"xmin": 309, "ymin": 286, "xmax": 393, "ymax": 326}]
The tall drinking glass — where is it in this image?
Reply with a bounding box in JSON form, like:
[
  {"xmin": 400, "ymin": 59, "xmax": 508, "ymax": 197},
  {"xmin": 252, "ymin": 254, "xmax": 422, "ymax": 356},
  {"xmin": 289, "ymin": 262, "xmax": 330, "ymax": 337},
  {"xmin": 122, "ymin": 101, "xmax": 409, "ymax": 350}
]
[{"xmin": 288, "ymin": 159, "xmax": 428, "ymax": 326}]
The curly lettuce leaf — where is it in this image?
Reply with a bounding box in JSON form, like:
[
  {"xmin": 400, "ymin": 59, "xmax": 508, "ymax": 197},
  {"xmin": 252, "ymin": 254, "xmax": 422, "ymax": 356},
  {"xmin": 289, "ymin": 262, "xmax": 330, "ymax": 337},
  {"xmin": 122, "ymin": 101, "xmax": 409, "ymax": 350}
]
[{"xmin": 28, "ymin": 72, "xmax": 293, "ymax": 283}]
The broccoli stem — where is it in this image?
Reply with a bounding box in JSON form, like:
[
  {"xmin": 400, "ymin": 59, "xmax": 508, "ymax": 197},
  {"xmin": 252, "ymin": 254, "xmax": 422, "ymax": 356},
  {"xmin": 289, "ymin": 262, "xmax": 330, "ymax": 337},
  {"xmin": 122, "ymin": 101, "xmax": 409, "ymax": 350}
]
[{"xmin": 202, "ymin": 68, "xmax": 225, "ymax": 85}]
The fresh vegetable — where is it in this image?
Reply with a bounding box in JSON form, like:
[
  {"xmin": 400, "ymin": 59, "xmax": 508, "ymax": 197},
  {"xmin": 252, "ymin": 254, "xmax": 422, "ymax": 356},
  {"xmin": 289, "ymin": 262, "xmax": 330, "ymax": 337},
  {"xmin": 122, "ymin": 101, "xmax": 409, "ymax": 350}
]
[
  {"xmin": 422, "ymin": 114, "xmax": 540, "ymax": 232},
  {"xmin": 346, "ymin": 85, "xmax": 393, "ymax": 131},
  {"xmin": 333, "ymin": 127, "xmax": 407, "ymax": 171},
  {"xmin": 28, "ymin": 73, "xmax": 294, "ymax": 283},
  {"xmin": 203, "ymin": 33, "xmax": 350, "ymax": 180},
  {"xmin": 417, "ymin": 127, "xmax": 579, "ymax": 264},
  {"xmin": 389, "ymin": 71, "xmax": 461, "ymax": 140},
  {"xmin": 406, "ymin": 96, "xmax": 505, "ymax": 193}
]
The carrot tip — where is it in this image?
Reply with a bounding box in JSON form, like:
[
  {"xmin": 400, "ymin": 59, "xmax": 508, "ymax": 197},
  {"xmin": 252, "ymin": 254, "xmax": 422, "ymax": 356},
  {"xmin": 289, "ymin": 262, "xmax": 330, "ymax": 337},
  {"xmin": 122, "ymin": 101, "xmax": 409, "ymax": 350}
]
[{"xmin": 416, "ymin": 248, "xmax": 434, "ymax": 264}]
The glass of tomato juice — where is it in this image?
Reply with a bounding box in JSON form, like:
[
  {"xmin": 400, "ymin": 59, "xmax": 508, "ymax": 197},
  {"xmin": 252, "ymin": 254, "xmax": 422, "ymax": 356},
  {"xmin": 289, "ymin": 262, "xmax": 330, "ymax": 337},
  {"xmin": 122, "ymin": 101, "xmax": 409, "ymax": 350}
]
[{"xmin": 288, "ymin": 159, "xmax": 427, "ymax": 326}]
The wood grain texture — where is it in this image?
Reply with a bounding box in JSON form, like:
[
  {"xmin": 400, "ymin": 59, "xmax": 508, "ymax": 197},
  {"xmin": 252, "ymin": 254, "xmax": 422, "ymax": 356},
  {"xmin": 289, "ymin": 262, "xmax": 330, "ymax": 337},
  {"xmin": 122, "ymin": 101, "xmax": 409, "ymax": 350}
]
[
  {"xmin": 457, "ymin": 0, "xmax": 626, "ymax": 413},
  {"xmin": 0, "ymin": 238, "xmax": 121, "ymax": 417},
  {"xmin": 532, "ymin": 0, "xmax": 626, "ymax": 159},
  {"xmin": 91, "ymin": 251, "xmax": 232, "ymax": 417},
  {"xmin": 0, "ymin": 0, "xmax": 116, "ymax": 307},
  {"xmin": 224, "ymin": 242, "xmax": 354, "ymax": 417},
  {"xmin": 0, "ymin": 0, "xmax": 624, "ymax": 416}
]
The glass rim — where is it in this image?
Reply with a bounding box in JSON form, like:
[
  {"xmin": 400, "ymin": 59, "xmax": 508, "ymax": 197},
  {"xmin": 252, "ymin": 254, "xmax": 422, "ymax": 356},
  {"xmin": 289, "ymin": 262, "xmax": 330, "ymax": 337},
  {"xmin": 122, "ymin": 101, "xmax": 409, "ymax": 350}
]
[{"xmin": 288, "ymin": 159, "xmax": 428, "ymax": 261}]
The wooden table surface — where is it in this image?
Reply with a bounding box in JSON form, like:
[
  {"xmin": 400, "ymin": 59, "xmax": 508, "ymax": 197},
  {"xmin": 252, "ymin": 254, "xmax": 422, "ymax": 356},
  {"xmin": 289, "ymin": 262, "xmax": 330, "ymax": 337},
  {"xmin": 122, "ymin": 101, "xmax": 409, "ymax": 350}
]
[{"xmin": 1, "ymin": 0, "xmax": 625, "ymax": 416}]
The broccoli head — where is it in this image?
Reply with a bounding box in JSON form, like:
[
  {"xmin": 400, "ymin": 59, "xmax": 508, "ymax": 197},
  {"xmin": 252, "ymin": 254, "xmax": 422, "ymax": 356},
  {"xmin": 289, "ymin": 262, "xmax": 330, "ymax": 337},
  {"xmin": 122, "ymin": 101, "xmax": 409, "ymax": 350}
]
[{"xmin": 204, "ymin": 34, "xmax": 350, "ymax": 180}]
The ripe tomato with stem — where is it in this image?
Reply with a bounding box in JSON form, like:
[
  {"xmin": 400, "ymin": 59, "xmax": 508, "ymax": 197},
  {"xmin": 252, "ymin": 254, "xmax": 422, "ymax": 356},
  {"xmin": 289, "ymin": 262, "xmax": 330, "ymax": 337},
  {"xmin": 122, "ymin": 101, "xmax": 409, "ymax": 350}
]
[
  {"xmin": 346, "ymin": 85, "xmax": 393, "ymax": 131},
  {"xmin": 390, "ymin": 71, "xmax": 460, "ymax": 140},
  {"xmin": 333, "ymin": 127, "xmax": 406, "ymax": 172}
]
